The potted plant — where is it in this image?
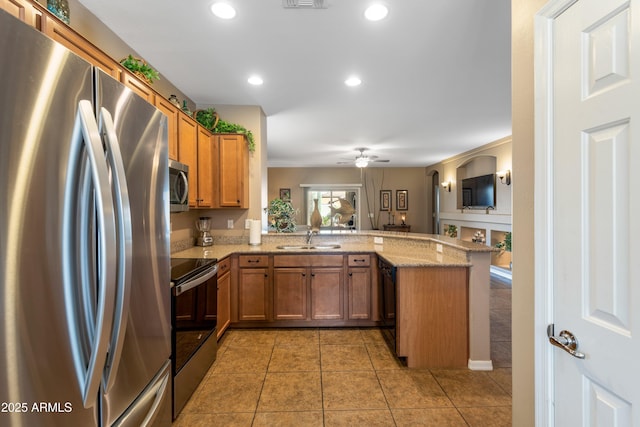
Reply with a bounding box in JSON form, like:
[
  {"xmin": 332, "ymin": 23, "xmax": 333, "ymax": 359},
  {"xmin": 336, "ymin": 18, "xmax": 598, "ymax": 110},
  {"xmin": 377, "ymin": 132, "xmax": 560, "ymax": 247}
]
[
  {"xmin": 445, "ymin": 224, "xmax": 458, "ymax": 238},
  {"xmin": 120, "ymin": 55, "xmax": 160, "ymax": 84},
  {"xmin": 264, "ymin": 198, "xmax": 297, "ymax": 232},
  {"xmin": 213, "ymin": 119, "xmax": 256, "ymax": 152},
  {"xmin": 495, "ymin": 231, "xmax": 512, "ymax": 252},
  {"xmin": 194, "ymin": 108, "xmax": 219, "ymax": 130}
]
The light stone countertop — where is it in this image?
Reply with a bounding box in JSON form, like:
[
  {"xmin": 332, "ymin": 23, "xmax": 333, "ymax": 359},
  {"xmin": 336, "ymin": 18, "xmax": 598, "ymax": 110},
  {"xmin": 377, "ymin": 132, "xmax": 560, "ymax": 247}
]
[{"xmin": 171, "ymin": 237, "xmax": 474, "ymax": 267}]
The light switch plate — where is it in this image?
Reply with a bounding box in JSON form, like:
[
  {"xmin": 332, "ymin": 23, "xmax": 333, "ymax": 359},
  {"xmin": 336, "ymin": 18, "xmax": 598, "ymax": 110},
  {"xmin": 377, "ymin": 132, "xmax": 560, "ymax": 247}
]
[
  {"xmin": 245, "ymin": 219, "xmax": 251, "ymax": 229},
  {"xmin": 436, "ymin": 243, "xmax": 443, "ymax": 253},
  {"xmin": 374, "ymin": 237, "xmax": 383, "ymax": 244},
  {"xmin": 227, "ymin": 219, "xmax": 234, "ymax": 229}
]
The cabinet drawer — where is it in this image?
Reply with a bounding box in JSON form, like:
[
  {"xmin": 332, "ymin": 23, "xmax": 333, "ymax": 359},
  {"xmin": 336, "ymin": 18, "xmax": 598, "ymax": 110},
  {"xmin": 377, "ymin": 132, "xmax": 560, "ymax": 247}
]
[
  {"xmin": 239, "ymin": 255, "xmax": 268, "ymax": 268},
  {"xmin": 217, "ymin": 257, "xmax": 231, "ymax": 275},
  {"xmin": 348, "ymin": 254, "xmax": 370, "ymax": 267},
  {"xmin": 273, "ymin": 254, "xmax": 343, "ymax": 268}
]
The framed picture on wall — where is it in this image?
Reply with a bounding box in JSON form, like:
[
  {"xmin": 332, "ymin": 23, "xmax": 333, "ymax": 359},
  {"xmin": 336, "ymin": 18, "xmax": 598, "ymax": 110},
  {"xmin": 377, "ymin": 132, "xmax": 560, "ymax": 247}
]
[
  {"xmin": 396, "ymin": 190, "xmax": 408, "ymax": 211},
  {"xmin": 279, "ymin": 188, "xmax": 291, "ymax": 201},
  {"xmin": 380, "ymin": 190, "xmax": 392, "ymax": 211}
]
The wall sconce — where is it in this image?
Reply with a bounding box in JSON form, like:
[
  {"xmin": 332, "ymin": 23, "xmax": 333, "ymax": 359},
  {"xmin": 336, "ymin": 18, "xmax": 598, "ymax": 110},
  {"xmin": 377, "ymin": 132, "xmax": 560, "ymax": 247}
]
[
  {"xmin": 441, "ymin": 181, "xmax": 451, "ymax": 192},
  {"xmin": 496, "ymin": 170, "xmax": 511, "ymax": 185}
]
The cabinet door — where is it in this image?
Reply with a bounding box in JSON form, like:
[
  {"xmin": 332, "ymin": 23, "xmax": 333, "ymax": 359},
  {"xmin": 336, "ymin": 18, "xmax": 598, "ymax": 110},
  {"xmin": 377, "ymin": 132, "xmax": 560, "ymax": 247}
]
[
  {"xmin": 1, "ymin": 0, "xmax": 41, "ymax": 28},
  {"xmin": 238, "ymin": 268, "xmax": 270, "ymax": 321},
  {"xmin": 216, "ymin": 270, "xmax": 231, "ymax": 339},
  {"xmin": 178, "ymin": 114, "xmax": 198, "ymax": 207},
  {"xmin": 218, "ymin": 134, "xmax": 248, "ymax": 208},
  {"xmin": 310, "ymin": 268, "xmax": 344, "ymax": 320},
  {"xmin": 273, "ymin": 268, "xmax": 308, "ymax": 320},
  {"xmin": 120, "ymin": 72, "xmax": 155, "ymax": 104},
  {"xmin": 41, "ymin": 15, "xmax": 122, "ymax": 80},
  {"xmin": 196, "ymin": 127, "xmax": 215, "ymax": 208},
  {"xmin": 155, "ymin": 97, "xmax": 179, "ymax": 161},
  {"xmin": 348, "ymin": 268, "xmax": 371, "ymax": 320}
]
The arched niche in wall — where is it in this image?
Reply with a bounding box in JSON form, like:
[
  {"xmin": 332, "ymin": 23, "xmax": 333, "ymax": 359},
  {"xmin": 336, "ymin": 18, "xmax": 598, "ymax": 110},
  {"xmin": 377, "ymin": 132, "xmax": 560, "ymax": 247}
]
[{"xmin": 455, "ymin": 155, "xmax": 497, "ymax": 210}]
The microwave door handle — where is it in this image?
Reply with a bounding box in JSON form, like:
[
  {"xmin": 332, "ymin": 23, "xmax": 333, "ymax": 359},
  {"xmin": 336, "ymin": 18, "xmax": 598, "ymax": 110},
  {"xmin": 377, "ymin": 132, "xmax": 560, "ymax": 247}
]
[
  {"xmin": 99, "ymin": 107, "xmax": 133, "ymax": 392},
  {"xmin": 62, "ymin": 100, "xmax": 117, "ymax": 408},
  {"xmin": 178, "ymin": 170, "xmax": 188, "ymax": 204}
]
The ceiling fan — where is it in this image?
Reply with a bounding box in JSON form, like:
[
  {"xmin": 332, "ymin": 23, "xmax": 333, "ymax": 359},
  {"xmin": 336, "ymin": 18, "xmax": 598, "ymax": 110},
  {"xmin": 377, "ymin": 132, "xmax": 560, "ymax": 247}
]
[{"xmin": 337, "ymin": 148, "xmax": 390, "ymax": 168}]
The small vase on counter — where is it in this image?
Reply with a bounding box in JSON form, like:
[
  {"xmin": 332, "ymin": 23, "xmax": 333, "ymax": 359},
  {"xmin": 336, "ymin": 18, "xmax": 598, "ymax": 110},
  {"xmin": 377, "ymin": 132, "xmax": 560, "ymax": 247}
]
[{"xmin": 310, "ymin": 199, "xmax": 322, "ymax": 231}]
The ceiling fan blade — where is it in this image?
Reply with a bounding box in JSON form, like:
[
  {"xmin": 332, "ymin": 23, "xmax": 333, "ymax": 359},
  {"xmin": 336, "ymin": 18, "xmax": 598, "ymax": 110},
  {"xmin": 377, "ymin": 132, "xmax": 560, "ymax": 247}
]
[{"xmin": 372, "ymin": 159, "xmax": 390, "ymax": 163}]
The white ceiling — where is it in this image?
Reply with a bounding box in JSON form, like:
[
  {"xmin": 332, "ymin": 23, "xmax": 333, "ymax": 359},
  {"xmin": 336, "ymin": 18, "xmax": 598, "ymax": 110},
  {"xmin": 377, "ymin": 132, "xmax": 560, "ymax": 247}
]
[{"xmin": 77, "ymin": 0, "xmax": 511, "ymax": 168}]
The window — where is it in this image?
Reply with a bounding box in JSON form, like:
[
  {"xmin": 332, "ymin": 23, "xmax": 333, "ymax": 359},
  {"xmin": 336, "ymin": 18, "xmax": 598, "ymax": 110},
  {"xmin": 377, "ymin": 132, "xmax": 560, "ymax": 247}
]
[{"xmin": 300, "ymin": 184, "xmax": 361, "ymax": 231}]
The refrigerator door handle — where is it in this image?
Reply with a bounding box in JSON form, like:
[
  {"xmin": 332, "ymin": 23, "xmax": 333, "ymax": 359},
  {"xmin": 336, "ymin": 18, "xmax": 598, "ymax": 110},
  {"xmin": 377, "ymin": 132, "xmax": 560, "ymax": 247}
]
[
  {"xmin": 112, "ymin": 361, "xmax": 171, "ymax": 427},
  {"xmin": 62, "ymin": 100, "xmax": 117, "ymax": 409},
  {"xmin": 99, "ymin": 107, "xmax": 134, "ymax": 392}
]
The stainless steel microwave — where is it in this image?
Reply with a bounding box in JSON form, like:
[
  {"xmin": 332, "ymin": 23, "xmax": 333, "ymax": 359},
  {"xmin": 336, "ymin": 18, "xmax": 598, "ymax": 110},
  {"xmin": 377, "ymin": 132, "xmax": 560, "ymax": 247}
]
[{"xmin": 169, "ymin": 159, "xmax": 189, "ymax": 212}]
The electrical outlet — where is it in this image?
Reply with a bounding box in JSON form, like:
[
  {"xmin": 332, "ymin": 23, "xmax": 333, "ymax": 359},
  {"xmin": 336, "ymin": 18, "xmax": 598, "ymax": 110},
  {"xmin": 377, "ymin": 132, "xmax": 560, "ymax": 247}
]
[
  {"xmin": 227, "ymin": 219, "xmax": 234, "ymax": 229},
  {"xmin": 245, "ymin": 219, "xmax": 251, "ymax": 229},
  {"xmin": 436, "ymin": 243, "xmax": 443, "ymax": 253},
  {"xmin": 374, "ymin": 236, "xmax": 383, "ymax": 244}
]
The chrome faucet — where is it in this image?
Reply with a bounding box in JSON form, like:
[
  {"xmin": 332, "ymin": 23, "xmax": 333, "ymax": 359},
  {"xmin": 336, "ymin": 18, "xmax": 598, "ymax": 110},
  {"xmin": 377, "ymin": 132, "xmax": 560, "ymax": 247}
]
[{"xmin": 306, "ymin": 229, "xmax": 317, "ymax": 245}]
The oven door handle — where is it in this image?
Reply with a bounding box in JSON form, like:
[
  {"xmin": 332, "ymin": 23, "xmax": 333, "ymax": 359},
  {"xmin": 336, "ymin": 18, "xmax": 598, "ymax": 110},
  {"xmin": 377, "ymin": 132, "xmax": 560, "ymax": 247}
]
[{"xmin": 174, "ymin": 264, "xmax": 218, "ymax": 295}]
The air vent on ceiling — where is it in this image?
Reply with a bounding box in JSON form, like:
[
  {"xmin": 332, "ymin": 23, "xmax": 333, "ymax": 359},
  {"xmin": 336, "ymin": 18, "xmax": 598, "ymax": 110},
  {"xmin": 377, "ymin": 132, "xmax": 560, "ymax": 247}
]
[{"xmin": 282, "ymin": 0, "xmax": 327, "ymax": 9}]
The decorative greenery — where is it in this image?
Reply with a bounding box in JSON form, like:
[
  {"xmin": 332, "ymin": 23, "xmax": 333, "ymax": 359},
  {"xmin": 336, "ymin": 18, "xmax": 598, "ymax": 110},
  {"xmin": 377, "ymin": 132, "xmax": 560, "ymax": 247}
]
[
  {"xmin": 495, "ymin": 231, "xmax": 512, "ymax": 252},
  {"xmin": 445, "ymin": 224, "xmax": 458, "ymax": 238},
  {"xmin": 213, "ymin": 119, "xmax": 255, "ymax": 152},
  {"xmin": 194, "ymin": 108, "xmax": 218, "ymax": 130},
  {"xmin": 264, "ymin": 198, "xmax": 297, "ymax": 232},
  {"xmin": 120, "ymin": 55, "xmax": 160, "ymax": 84}
]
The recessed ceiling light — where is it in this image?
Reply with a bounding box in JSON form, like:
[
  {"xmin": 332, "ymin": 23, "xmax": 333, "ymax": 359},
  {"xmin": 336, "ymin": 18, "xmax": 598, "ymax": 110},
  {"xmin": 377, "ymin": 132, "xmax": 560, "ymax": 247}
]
[
  {"xmin": 364, "ymin": 4, "xmax": 388, "ymax": 21},
  {"xmin": 211, "ymin": 2, "xmax": 236, "ymax": 19},
  {"xmin": 345, "ymin": 76, "xmax": 362, "ymax": 87},
  {"xmin": 248, "ymin": 75, "xmax": 263, "ymax": 85}
]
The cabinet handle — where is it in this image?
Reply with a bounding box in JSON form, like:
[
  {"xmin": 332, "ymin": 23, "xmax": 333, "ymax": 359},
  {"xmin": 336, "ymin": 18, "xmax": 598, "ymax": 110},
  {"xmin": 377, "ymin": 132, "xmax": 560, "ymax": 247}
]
[
  {"xmin": 354, "ymin": 259, "xmax": 366, "ymax": 263},
  {"xmin": 264, "ymin": 274, "xmax": 268, "ymax": 278},
  {"xmin": 247, "ymin": 259, "xmax": 260, "ymax": 263},
  {"xmin": 302, "ymin": 273, "xmax": 306, "ymax": 277},
  {"xmin": 349, "ymin": 272, "xmax": 353, "ymax": 276},
  {"xmin": 311, "ymin": 273, "xmax": 315, "ymax": 277}
]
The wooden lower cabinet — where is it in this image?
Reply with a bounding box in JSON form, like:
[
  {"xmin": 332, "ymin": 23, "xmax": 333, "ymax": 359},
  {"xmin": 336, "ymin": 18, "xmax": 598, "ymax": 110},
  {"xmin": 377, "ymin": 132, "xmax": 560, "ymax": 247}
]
[
  {"xmin": 216, "ymin": 258, "xmax": 231, "ymax": 339},
  {"xmin": 347, "ymin": 267, "xmax": 371, "ymax": 320},
  {"xmin": 238, "ymin": 256, "xmax": 270, "ymax": 321},
  {"xmin": 310, "ymin": 268, "xmax": 344, "ymax": 320},
  {"xmin": 395, "ymin": 267, "xmax": 468, "ymax": 368},
  {"xmin": 273, "ymin": 268, "xmax": 308, "ymax": 320}
]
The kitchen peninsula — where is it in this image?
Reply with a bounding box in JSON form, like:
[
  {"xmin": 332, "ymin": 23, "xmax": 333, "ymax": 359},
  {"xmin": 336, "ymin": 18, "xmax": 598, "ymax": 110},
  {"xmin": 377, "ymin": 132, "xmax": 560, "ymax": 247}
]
[{"xmin": 173, "ymin": 231, "xmax": 495, "ymax": 371}]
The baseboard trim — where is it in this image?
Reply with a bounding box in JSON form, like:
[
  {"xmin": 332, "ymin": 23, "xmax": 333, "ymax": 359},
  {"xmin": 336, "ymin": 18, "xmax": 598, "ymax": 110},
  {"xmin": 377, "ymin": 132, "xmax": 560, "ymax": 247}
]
[{"xmin": 468, "ymin": 359, "xmax": 494, "ymax": 371}]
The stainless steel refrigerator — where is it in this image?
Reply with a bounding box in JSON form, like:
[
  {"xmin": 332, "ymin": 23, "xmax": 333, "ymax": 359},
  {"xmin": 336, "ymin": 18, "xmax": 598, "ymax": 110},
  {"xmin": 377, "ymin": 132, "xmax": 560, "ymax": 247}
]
[{"xmin": 0, "ymin": 9, "xmax": 171, "ymax": 426}]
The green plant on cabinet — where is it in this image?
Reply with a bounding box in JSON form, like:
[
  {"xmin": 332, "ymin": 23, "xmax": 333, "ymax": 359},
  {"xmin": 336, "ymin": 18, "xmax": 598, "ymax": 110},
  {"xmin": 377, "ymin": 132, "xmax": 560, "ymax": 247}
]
[
  {"xmin": 446, "ymin": 224, "xmax": 458, "ymax": 238},
  {"xmin": 119, "ymin": 55, "xmax": 160, "ymax": 84}
]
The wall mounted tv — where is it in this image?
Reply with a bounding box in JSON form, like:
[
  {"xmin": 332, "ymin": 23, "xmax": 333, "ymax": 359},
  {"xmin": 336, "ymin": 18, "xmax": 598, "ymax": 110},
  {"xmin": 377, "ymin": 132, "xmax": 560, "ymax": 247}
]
[{"xmin": 461, "ymin": 173, "xmax": 496, "ymax": 208}]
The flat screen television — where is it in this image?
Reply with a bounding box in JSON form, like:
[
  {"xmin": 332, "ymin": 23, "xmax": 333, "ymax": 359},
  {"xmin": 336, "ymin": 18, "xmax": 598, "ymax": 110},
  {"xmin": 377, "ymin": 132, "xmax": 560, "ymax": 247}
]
[{"xmin": 461, "ymin": 173, "xmax": 496, "ymax": 208}]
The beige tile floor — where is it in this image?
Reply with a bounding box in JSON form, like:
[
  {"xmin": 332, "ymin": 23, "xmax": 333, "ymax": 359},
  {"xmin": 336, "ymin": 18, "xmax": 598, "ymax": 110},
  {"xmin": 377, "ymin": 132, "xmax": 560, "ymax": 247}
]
[{"xmin": 173, "ymin": 275, "xmax": 512, "ymax": 426}]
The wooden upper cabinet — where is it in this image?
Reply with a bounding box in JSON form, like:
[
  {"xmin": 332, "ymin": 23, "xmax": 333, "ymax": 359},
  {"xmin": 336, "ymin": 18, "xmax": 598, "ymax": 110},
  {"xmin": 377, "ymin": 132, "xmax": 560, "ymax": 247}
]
[
  {"xmin": 196, "ymin": 126, "xmax": 215, "ymax": 208},
  {"xmin": 41, "ymin": 14, "xmax": 121, "ymax": 80},
  {"xmin": 120, "ymin": 71, "xmax": 155, "ymax": 105},
  {"xmin": 1, "ymin": 0, "xmax": 41, "ymax": 28},
  {"xmin": 154, "ymin": 97, "xmax": 179, "ymax": 161},
  {"xmin": 217, "ymin": 134, "xmax": 249, "ymax": 208},
  {"xmin": 178, "ymin": 115, "xmax": 198, "ymax": 207}
]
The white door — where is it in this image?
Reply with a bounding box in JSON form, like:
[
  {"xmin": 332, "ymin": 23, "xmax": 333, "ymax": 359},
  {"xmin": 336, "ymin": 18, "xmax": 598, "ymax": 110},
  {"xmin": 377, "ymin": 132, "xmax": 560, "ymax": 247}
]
[{"xmin": 536, "ymin": 0, "xmax": 640, "ymax": 425}]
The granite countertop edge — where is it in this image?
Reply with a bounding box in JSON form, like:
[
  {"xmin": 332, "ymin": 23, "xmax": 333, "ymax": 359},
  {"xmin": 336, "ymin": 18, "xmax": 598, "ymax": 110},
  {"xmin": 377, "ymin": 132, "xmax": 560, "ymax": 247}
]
[{"xmin": 172, "ymin": 242, "xmax": 472, "ymax": 268}]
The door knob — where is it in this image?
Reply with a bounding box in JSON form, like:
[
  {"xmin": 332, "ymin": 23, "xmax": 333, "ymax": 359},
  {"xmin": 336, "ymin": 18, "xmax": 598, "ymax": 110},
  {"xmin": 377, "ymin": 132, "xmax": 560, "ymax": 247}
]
[{"xmin": 547, "ymin": 324, "xmax": 585, "ymax": 359}]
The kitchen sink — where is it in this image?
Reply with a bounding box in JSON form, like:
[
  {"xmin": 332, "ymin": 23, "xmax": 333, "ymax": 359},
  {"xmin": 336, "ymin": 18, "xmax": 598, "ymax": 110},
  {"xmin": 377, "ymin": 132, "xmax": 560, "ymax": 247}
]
[{"xmin": 276, "ymin": 244, "xmax": 341, "ymax": 250}]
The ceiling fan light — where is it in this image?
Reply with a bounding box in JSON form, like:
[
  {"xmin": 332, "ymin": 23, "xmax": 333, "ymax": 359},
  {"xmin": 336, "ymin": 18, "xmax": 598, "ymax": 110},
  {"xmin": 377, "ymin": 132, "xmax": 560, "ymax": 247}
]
[
  {"xmin": 355, "ymin": 157, "xmax": 369, "ymax": 168},
  {"xmin": 345, "ymin": 76, "xmax": 362, "ymax": 87}
]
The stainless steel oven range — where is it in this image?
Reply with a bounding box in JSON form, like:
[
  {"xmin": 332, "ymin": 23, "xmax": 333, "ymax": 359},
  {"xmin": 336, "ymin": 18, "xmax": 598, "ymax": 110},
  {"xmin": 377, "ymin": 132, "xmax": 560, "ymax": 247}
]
[{"xmin": 170, "ymin": 258, "xmax": 218, "ymax": 419}]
